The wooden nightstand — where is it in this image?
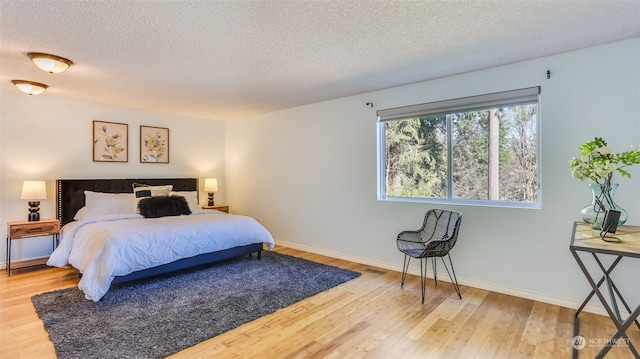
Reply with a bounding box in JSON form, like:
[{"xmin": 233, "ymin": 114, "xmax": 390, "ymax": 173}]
[
  {"xmin": 201, "ymin": 205, "xmax": 229, "ymax": 213},
  {"xmin": 6, "ymin": 219, "xmax": 60, "ymax": 276}
]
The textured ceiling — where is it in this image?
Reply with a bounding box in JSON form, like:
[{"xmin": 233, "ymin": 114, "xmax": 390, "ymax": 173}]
[{"xmin": 1, "ymin": 1, "xmax": 639, "ymax": 121}]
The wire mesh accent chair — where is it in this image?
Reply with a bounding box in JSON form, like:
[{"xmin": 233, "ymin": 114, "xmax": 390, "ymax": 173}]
[{"xmin": 397, "ymin": 209, "xmax": 463, "ymax": 303}]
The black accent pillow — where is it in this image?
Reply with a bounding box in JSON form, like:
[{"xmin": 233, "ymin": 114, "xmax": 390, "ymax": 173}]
[{"xmin": 138, "ymin": 195, "xmax": 192, "ymax": 218}]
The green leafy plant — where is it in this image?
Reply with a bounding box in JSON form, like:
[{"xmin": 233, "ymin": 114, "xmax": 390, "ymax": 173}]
[
  {"xmin": 570, "ymin": 137, "xmax": 640, "ymax": 228},
  {"xmin": 569, "ymin": 137, "xmax": 640, "ymax": 186}
]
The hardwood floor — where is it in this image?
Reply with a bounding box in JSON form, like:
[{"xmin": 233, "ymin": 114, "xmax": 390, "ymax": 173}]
[{"xmin": 1, "ymin": 246, "xmax": 638, "ymax": 358}]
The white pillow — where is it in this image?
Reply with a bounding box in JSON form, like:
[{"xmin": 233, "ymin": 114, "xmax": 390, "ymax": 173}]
[
  {"xmin": 132, "ymin": 183, "xmax": 173, "ymax": 198},
  {"xmin": 73, "ymin": 206, "xmax": 88, "ymax": 221},
  {"xmin": 83, "ymin": 191, "xmax": 137, "ymax": 218},
  {"xmin": 170, "ymin": 191, "xmax": 201, "ymax": 214}
]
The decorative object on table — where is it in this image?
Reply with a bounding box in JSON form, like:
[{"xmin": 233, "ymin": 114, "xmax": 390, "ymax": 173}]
[
  {"xmin": 581, "ymin": 183, "xmax": 626, "ymax": 229},
  {"xmin": 31, "ymin": 251, "xmax": 360, "ymax": 359},
  {"xmin": 599, "ymin": 209, "xmax": 621, "ymax": 242},
  {"xmin": 140, "ymin": 125, "xmax": 169, "ymax": 163},
  {"xmin": 93, "ymin": 120, "xmax": 128, "ymax": 162},
  {"xmin": 569, "ymin": 137, "xmax": 640, "ymax": 229},
  {"xmin": 20, "ymin": 180, "xmax": 47, "ymax": 221},
  {"xmin": 204, "ymin": 178, "xmax": 218, "ymax": 206}
]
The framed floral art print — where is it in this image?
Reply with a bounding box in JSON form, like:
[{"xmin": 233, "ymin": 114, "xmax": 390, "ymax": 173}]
[
  {"xmin": 93, "ymin": 120, "xmax": 128, "ymax": 162},
  {"xmin": 140, "ymin": 125, "xmax": 169, "ymax": 163}
]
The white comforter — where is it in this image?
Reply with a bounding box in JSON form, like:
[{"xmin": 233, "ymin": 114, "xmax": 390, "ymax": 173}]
[{"xmin": 48, "ymin": 212, "xmax": 275, "ymax": 301}]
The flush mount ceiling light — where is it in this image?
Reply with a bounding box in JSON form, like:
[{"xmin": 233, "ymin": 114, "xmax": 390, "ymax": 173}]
[
  {"xmin": 11, "ymin": 80, "xmax": 48, "ymax": 95},
  {"xmin": 27, "ymin": 52, "xmax": 73, "ymax": 74}
]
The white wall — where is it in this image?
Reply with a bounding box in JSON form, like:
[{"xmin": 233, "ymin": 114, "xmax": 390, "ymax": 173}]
[
  {"xmin": 0, "ymin": 91, "xmax": 226, "ymax": 263},
  {"xmin": 227, "ymin": 38, "xmax": 640, "ymax": 311}
]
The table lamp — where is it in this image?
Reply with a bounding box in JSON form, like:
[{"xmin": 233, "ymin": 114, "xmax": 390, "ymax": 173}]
[
  {"xmin": 204, "ymin": 178, "xmax": 218, "ymax": 206},
  {"xmin": 21, "ymin": 180, "xmax": 47, "ymax": 221}
]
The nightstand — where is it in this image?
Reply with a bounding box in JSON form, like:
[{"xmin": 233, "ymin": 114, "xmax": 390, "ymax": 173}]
[
  {"xmin": 201, "ymin": 205, "xmax": 229, "ymax": 213},
  {"xmin": 6, "ymin": 219, "xmax": 60, "ymax": 276}
]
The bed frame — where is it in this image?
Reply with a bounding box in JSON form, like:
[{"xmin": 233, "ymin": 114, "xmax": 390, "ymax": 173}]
[{"xmin": 56, "ymin": 178, "xmax": 263, "ymax": 284}]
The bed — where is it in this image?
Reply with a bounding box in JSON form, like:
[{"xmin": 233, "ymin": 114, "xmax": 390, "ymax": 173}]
[{"xmin": 48, "ymin": 178, "xmax": 275, "ymax": 301}]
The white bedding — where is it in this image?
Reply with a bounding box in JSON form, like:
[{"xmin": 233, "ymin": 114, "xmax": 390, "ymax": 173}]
[{"xmin": 47, "ymin": 211, "xmax": 275, "ymax": 301}]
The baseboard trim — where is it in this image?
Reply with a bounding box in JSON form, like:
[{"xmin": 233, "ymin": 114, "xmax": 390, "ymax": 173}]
[{"xmin": 275, "ymin": 240, "xmax": 608, "ymax": 317}]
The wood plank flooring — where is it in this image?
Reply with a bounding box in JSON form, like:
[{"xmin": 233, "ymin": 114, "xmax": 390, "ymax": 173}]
[{"xmin": 1, "ymin": 246, "xmax": 638, "ymax": 358}]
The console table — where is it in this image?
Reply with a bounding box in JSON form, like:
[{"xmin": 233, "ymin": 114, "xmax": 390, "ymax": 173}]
[{"xmin": 570, "ymin": 221, "xmax": 640, "ymax": 358}]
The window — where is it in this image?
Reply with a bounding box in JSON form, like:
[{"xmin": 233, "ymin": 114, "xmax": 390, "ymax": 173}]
[{"xmin": 377, "ymin": 87, "xmax": 540, "ymax": 208}]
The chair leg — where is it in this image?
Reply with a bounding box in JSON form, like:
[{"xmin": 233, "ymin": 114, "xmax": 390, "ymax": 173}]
[
  {"xmin": 420, "ymin": 258, "xmax": 427, "ymax": 303},
  {"xmin": 401, "ymin": 255, "xmax": 410, "ymax": 287},
  {"xmin": 439, "ymin": 254, "xmax": 462, "ymax": 299},
  {"xmin": 432, "ymin": 257, "xmax": 438, "ymax": 286}
]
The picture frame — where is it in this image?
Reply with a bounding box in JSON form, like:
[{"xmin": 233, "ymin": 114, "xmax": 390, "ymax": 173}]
[
  {"xmin": 93, "ymin": 120, "xmax": 128, "ymax": 162},
  {"xmin": 140, "ymin": 125, "xmax": 169, "ymax": 163}
]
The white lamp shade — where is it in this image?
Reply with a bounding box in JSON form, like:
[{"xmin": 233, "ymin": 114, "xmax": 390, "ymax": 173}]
[
  {"xmin": 204, "ymin": 178, "xmax": 218, "ymax": 192},
  {"xmin": 21, "ymin": 181, "xmax": 47, "ymax": 200},
  {"xmin": 11, "ymin": 80, "xmax": 48, "ymax": 95},
  {"xmin": 28, "ymin": 53, "xmax": 73, "ymax": 74}
]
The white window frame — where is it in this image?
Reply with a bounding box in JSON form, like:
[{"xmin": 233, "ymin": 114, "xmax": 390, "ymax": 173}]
[{"xmin": 376, "ymin": 86, "xmax": 541, "ymax": 209}]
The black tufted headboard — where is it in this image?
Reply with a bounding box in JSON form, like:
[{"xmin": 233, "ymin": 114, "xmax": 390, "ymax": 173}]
[{"xmin": 56, "ymin": 178, "xmax": 198, "ymax": 226}]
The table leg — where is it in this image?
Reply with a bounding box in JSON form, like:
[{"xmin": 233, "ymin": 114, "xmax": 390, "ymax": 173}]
[
  {"xmin": 593, "ymin": 253, "xmax": 640, "ymax": 330},
  {"xmin": 574, "ymin": 255, "xmax": 622, "ymax": 315},
  {"xmin": 595, "ymin": 304, "xmax": 640, "ymax": 359},
  {"xmin": 571, "ymin": 250, "xmax": 640, "ymax": 358},
  {"xmin": 6, "ymin": 236, "xmax": 10, "ymax": 276}
]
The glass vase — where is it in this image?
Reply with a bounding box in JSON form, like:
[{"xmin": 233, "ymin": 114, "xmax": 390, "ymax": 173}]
[{"xmin": 581, "ymin": 183, "xmax": 627, "ymax": 229}]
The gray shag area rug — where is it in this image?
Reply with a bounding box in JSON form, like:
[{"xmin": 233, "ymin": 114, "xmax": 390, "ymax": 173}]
[{"xmin": 32, "ymin": 251, "xmax": 360, "ymax": 359}]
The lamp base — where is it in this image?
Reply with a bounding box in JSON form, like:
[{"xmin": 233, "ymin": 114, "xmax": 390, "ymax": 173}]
[
  {"xmin": 28, "ymin": 201, "xmax": 41, "ymax": 222},
  {"xmin": 207, "ymin": 193, "xmax": 215, "ymax": 206}
]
